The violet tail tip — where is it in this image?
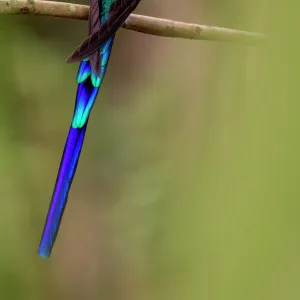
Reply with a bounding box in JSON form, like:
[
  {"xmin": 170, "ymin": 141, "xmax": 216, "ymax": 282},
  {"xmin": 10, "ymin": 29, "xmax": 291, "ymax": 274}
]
[{"xmin": 38, "ymin": 248, "xmax": 51, "ymax": 259}]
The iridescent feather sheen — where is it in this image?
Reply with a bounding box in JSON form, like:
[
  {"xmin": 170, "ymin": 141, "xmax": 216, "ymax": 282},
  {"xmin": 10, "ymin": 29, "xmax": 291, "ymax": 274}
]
[
  {"xmin": 66, "ymin": 0, "xmax": 142, "ymax": 63},
  {"xmin": 38, "ymin": 0, "xmax": 117, "ymax": 258}
]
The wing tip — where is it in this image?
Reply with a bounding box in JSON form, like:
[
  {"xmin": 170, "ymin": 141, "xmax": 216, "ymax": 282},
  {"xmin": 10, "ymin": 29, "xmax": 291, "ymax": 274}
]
[
  {"xmin": 66, "ymin": 53, "xmax": 78, "ymax": 63},
  {"xmin": 66, "ymin": 46, "xmax": 83, "ymax": 63}
]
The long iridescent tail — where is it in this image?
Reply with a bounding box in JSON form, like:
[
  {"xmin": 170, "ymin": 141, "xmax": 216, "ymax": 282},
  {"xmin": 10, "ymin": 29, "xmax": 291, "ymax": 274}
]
[
  {"xmin": 38, "ymin": 123, "xmax": 88, "ymax": 257},
  {"xmin": 38, "ymin": 37, "xmax": 114, "ymax": 258}
]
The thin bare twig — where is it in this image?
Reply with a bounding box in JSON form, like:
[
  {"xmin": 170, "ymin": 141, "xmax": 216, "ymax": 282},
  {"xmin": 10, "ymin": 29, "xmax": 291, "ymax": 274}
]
[{"xmin": 0, "ymin": 0, "xmax": 266, "ymax": 45}]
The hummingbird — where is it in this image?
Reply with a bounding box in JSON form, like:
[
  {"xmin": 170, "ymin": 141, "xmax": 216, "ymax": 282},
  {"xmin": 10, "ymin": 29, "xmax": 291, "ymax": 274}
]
[{"xmin": 38, "ymin": 0, "xmax": 142, "ymax": 258}]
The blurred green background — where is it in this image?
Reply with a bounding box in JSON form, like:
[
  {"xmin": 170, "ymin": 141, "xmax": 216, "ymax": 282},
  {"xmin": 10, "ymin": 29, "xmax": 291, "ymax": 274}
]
[{"xmin": 1, "ymin": 0, "xmax": 300, "ymax": 299}]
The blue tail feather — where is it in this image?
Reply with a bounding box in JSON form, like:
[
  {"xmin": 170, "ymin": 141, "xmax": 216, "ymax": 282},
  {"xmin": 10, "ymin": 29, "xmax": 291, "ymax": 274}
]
[
  {"xmin": 38, "ymin": 37, "xmax": 114, "ymax": 258},
  {"xmin": 38, "ymin": 124, "xmax": 88, "ymax": 258}
]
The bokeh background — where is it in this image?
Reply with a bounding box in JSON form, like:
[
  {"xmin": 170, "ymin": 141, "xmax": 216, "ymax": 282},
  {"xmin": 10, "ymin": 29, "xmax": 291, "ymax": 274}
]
[{"xmin": 1, "ymin": 0, "xmax": 300, "ymax": 299}]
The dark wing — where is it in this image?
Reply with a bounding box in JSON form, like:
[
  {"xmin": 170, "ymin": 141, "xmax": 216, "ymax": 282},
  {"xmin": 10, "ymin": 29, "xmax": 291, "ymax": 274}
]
[
  {"xmin": 88, "ymin": 0, "xmax": 101, "ymax": 35},
  {"xmin": 66, "ymin": 0, "xmax": 141, "ymax": 63},
  {"xmin": 88, "ymin": 0, "xmax": 102, "ymax": 75}
]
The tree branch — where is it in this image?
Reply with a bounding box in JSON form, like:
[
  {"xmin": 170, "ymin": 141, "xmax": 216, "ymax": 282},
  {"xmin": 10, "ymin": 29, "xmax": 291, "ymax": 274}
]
[{"xmin": 0, "ymin": 0, "xmax": 266, "ymax": 45}]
